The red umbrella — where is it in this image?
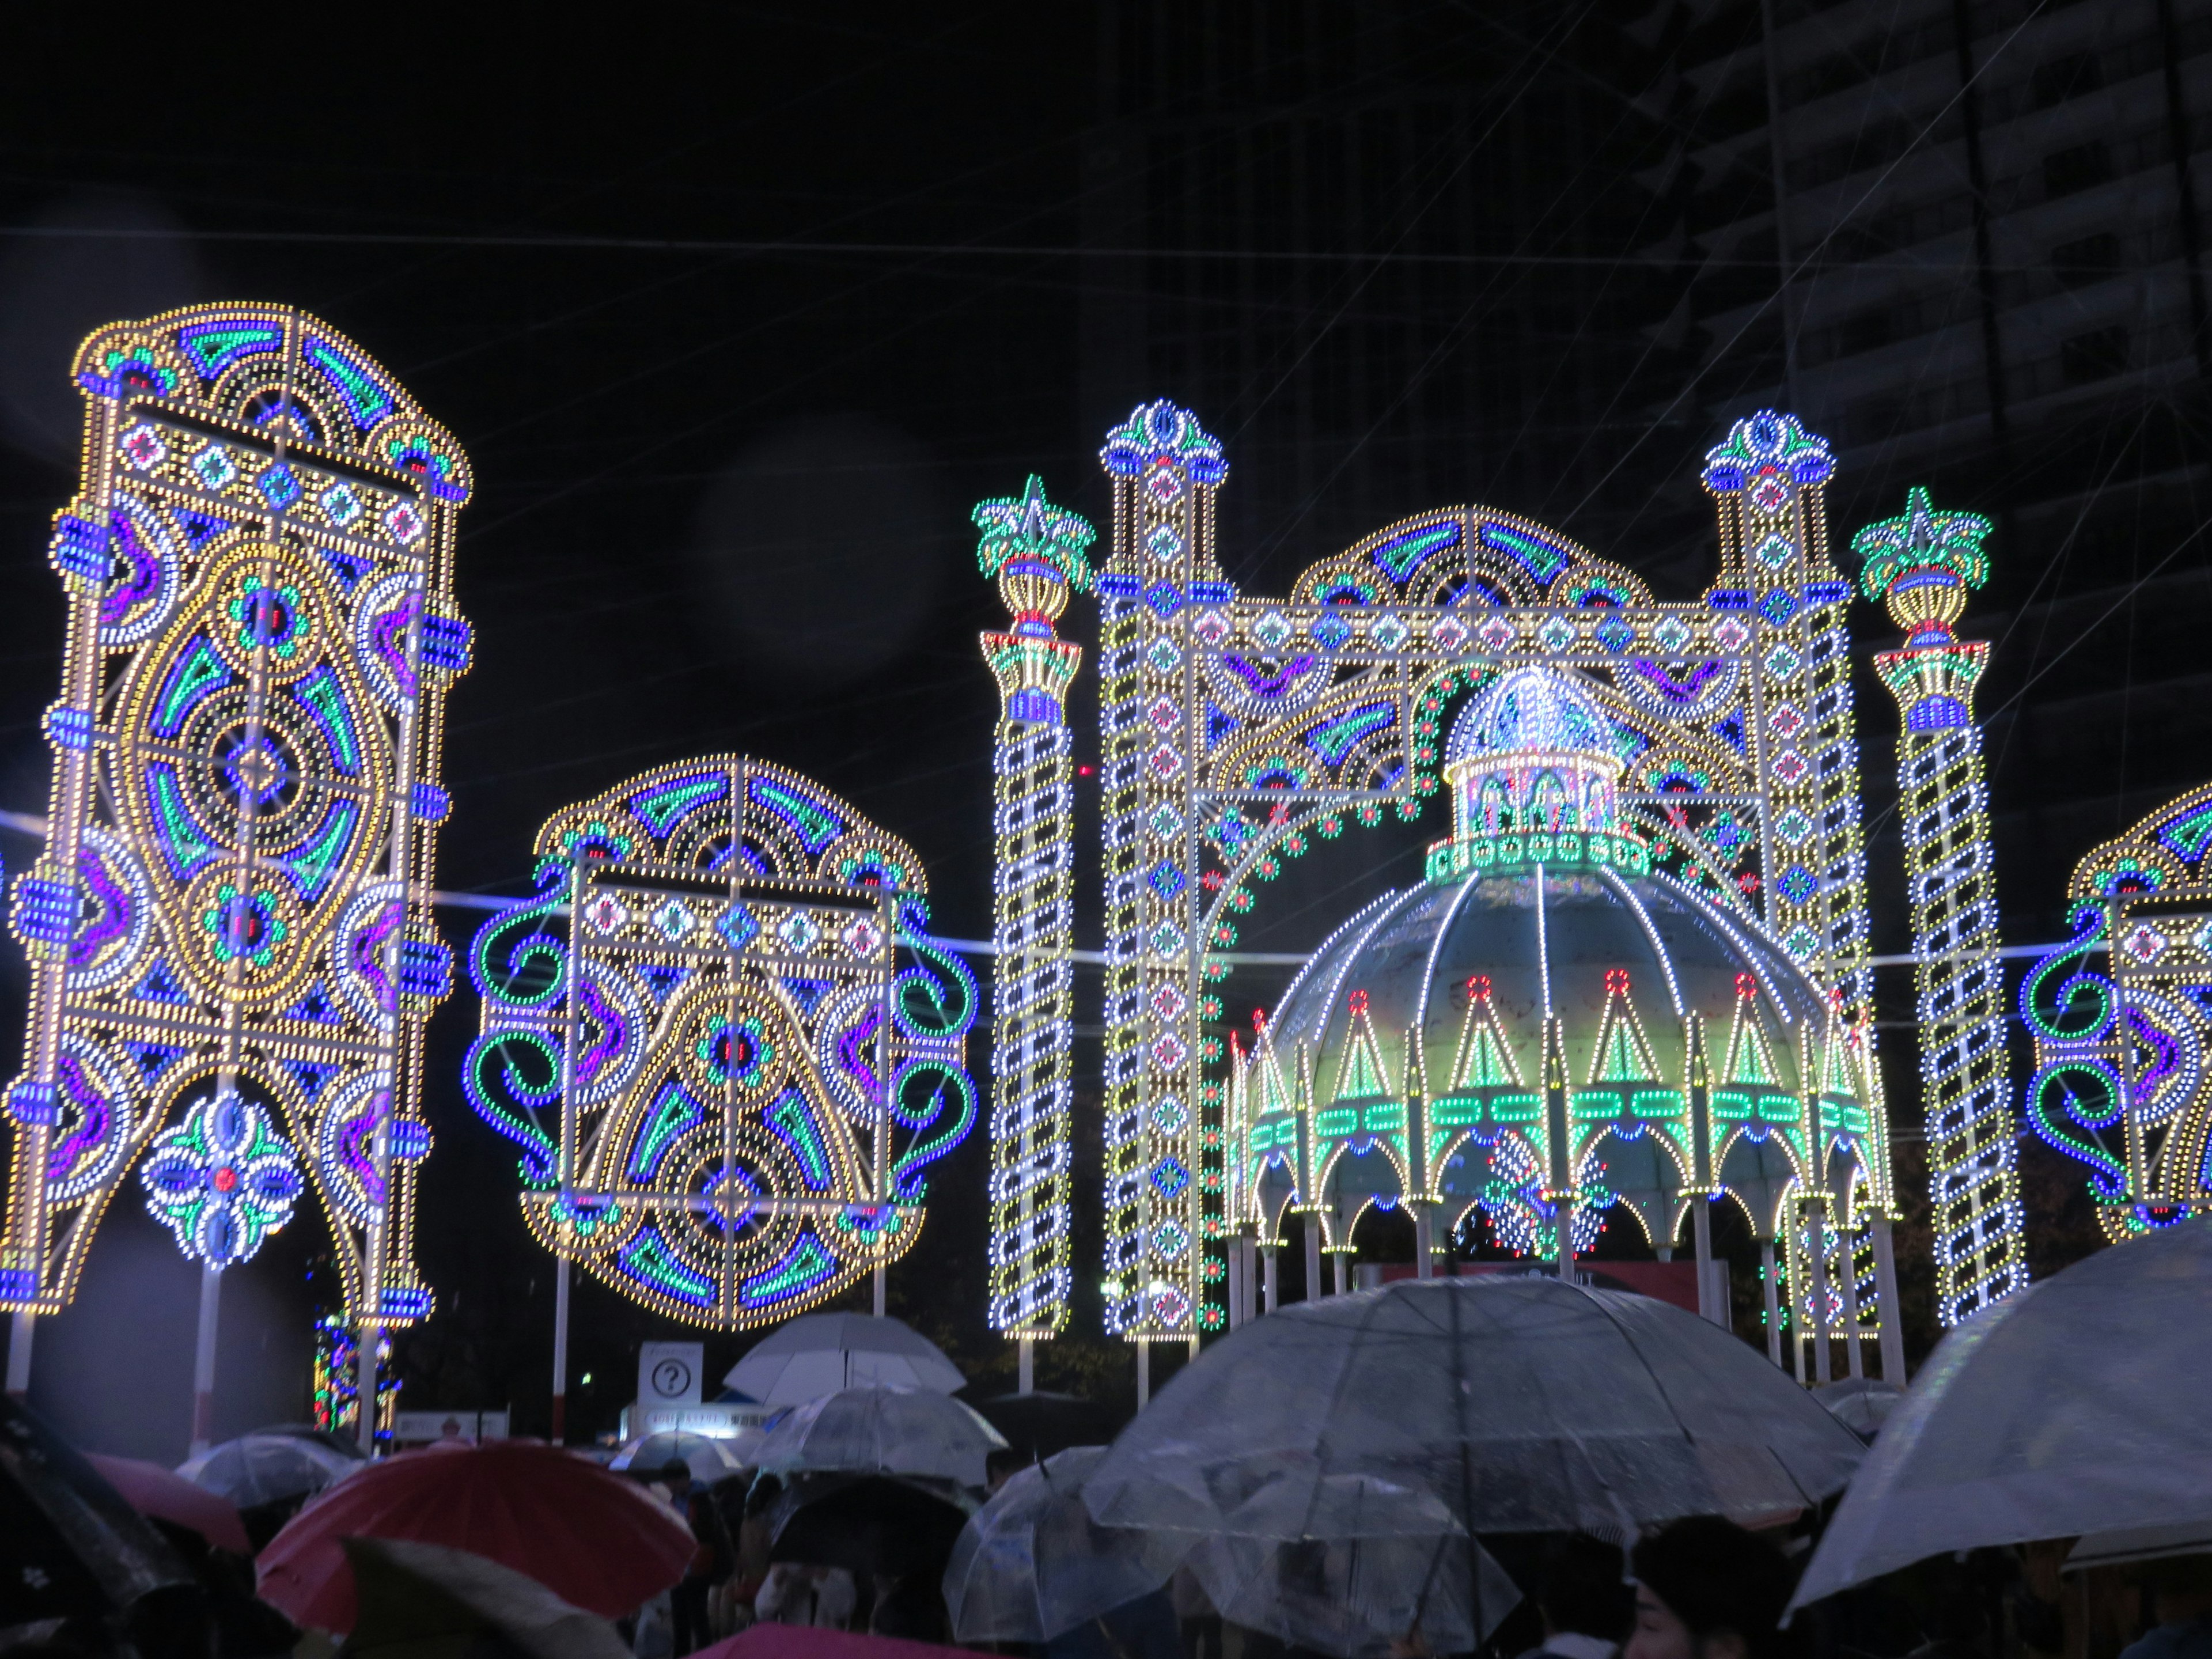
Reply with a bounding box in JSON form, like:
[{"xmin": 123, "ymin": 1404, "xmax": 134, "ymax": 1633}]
[
  {"xmin": 85, "ymin": 1452, "xmax": 253, "ymax": 1554},
  {"xmin": 696, "ymin": 1629, "xmax": 972, "ymax": 1659},
  {"xmin": 256, "ymin": 1441, "xmax": 692, "ymax": 1631}
]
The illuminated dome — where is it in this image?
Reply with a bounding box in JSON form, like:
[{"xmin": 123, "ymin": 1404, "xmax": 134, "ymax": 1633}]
[
  {"xmin": 1231, "ymin": 666, "xmax": 1884, "ymax": 1264},
  {"xmin": 1446, "ymin": 665, "xmax": 1613, "ymax": 761}
]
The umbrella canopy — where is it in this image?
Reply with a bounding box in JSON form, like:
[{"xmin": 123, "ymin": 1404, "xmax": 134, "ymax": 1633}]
[
  {"xmin": 1811, "ymin": 1378, "xmax": 1905, "ymax": 1442},
  {"xmin": 1790, "ymin": 1219, "xmax": 2212, "ymax": 1612},
  {"xmin": 249, "ymin": 1423, "xmax": 369, "ymax": 1462},
  {"xmin": 754, "ymin": 1385, "xmax": 1006, "ymax": 1488},
  {"xmin": 0, "ymin": 1395, "xmax": 198, "ymax": 1627},
  {"xmin": 338, "ymin": 1537, "xmax": 631, "ymax": 1659},
  {"xmin": 2067, "ymin": 1520, "xmax": 2212, "ymax": 1573},
  {"xmin": 725, "ymin": 1315, "xmax": 964, "ymax": 1406},
  {"xmin": 87, "ymin": 1452, "xmax": 252, "ymax": 1554},
  {"xmin": 1187, "ymin": 1527, "xmax": 1519, "ymax": 1659},
  {"xmin": 608, "ymin": 1430, "xmax": 757, "ymax": 1482},
  {"xmin": 180, "ymin": 1431, "xmax": 360, "ymax": 1508},
  {"xmin": 766, "ymin": 1473, "xmax": 972, "ymax": 1580},
  {"xmin": 1086, "ymin": 1277, "xmax": 1864, "ymax": 1540},
  {"xmin": 256, "ymin": 1440, "xmax": 693, "ymax": 1632},
  {"xmin": 943, "ymin": 1446, "xmax": 1186, "ymax": 1642},
  {"xmin": 694, "ymin": 1625, "xmax": 974, "ymax": 1659}
]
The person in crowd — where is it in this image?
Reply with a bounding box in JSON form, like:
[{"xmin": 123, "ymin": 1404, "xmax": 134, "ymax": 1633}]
[
  {"xmin": 1518, "ymin": 1533, "xmax": 1634, "ymax": 1659},
  {"xmin": 1047, "ymin": 1589, "xmax": 1181, "ymax": 1659},
  {"xmin": 986, "ymin": 1447, "xmax": 1030, "ymax": 1495},
  {"xmin": 1626, "ymin": 1517, "xmax": 1798, "ymax": 1659},
  {"xmin": 755, "ymin": 1561, "xmax": 859, "ymax": 1629},
  {"xmin": 1171, "ymin": 1563, "xmax": 1224, "ymax": 1659},
  {"xmin": 869, "ymin": 1569, "xmax": 950, "ymax": 1642},
  {"xmin": 2120, "ymin": 1557, "xmax": 2212, "ymax": 1659},
  {"xmin": 660, "ymin": 1460, "xmax": 733, "ymax": 1656}
]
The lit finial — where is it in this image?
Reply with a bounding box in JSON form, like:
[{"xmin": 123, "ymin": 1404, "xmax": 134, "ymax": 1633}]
[
  {"xmin": 973, "ymin": 475, "xmax": 1095, "ymax": 634},
  {"xmin": 1852, "ymin": 486, "xmax": 1993, "ymax": 645}
]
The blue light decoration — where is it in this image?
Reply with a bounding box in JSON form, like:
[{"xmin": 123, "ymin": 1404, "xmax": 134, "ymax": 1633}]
[
  {"xmin": 139, "ymin": 1092, "xmax": 303, "ymax": 1266},
  {"xmin": 1064, "ymin": 399, "xmax": 1888, "ymax": 1361},
  {"xmin": 464, "ymin": 756, "xmax": 977, "ymax": 1328},
  {"xmin": 2023, "ymin": 781, "xmax": 2212, "ymax": 1237},
  {"xmin": 975, "ymin": 478, "xmax": 1092, "ymax": 1341},
  {"xmin": 3, "ymin": 304, "xmax": 471, "ymax": 1324},
  {"xmin": 1854, "ymin": 487, "xmax": 2027, "ymax": 1325}
]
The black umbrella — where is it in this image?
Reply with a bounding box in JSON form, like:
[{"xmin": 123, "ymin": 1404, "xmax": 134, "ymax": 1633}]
[
  {"xmin": 765, "ymin": 1473, "xmax": 971, "ymax": 1580},
  {"xmin": 0, "ymin": 1395, "xmax": 206, "ymax": 1656}
]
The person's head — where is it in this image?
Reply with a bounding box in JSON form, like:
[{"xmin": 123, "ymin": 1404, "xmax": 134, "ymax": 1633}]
[
  {"xmin": 2141, "ymin": 1556, "xmax": 2212, "ymax": 1626},
  {"xmin": 1627, "ymin": 1517, "xmax": 1796, "ymax": 1659},
  {"xmin": 1540, "ymin": 1532, "xmax": 1633, "ymax": 1642},
  {"xmin": 984, "ymin": 1447, "xmax": 1029, "ymax": 1493},
  {"xmin": 660, "ymin": 1458, "xmax": 694, "ymax": 1494}
]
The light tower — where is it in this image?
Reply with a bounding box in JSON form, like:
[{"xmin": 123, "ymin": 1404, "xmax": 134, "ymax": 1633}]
[
  {"xmin": 975, "ymin": 478, "xmax": 1093, "ymax": 1390},
  {"xmin": 1855, "ymin": 487, "xmax": 2028, "ymax": 1324}
]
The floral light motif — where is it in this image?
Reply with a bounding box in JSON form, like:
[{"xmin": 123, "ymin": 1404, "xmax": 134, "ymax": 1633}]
[{"xmin": 141, "ymin": 1092, "xmax": 304, "ymax": 1267}]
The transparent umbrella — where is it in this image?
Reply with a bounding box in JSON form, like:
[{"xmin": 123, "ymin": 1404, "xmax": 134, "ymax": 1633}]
[
  {"xmin": 725, "ymin": 1314, "xmax": 964, "ymax": 1406},
  {"xmin": 1085, "ymin": 1277, "xmax": 1864, "ymax": 1540},
  {"xmin": 179, "ymin": 1432, "xmax": 360, "ymax": 1508},
  {"xmin": 1180, "ymin": 1471, "xmax": 1521, "ymax": 1659},
  {"xmin": 753, "ymin": 1384, "xmax": 1006, "ymax": 1488},
  {"xmin": 1790, "ymin": 1219, "xmax": 2212, "ymax": 1614},
  {"xmin": 608, "ymin": 1431, "xmax": 759, "ymax": 1482},
  {"xmin": 944, "ymin": 1447, "xmax": 1187, "ymax": 1642}
]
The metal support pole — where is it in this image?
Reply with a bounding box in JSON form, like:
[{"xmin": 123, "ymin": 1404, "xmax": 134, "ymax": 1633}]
[
  {"xmin": 1262, "ymin": 1246, "xmax": 1279, "ymax": 1315},
  {"xmin": 1692, "ymin": 1198, "xmax": 1718, "ymax": 1325},
  {"xmin": 1840, "ymin": 1221, "xmax": 1865, "ymax": 1379},
  {"xmin": 1018, "ymin": 1336, "xmax": 1034, "ymax": 1395},
  {"xmin": 1871, "ymin": 1213, "xmax": 1907, "ymax": 1382},
  {"xmin": 550, "ymin": 1257, "xmax": 571, "ymax": 1444},
  {"xmin": 1226, "ymin": 1238, "xmax": 1243, "ymax": 1330},
  {"xmin": 1555, "ymin": 1197, "xmax": 1577, "ymax": 1285},
  {"xmin": 6, "ymin": 1310, "xmax": 32, "ymax": 1399},
  {"xmin": 356, "ymin": 1321, "xmax": 381, "ymax": 1452},
  {"xmin": 1804, "ymin": 1200, "xmax": 1833, "ymax": 1384},
  {"xmin": 1761, "ymin": 1238, "xmax": 1783, "ymax": 1368},
  {"xmin": 1135, "ymin": 1342, "xmax": 1149, "ymax": 1410},
  {"xmin": 1334, "ymin": 1253, "xmax": 1350, "ymax": 1296},
  {"xmin": 872, "ymin": 1264, "xmax": 886, "ymax": 1318},
  {"xmin": 1414, "ymin": 1205, "xmax": 1434, "ymax": 1280},
  {"xmin": 190, "ymin": 1263, "xmax": 222, "ymax": 1457},
  {"xmin": 1304, "ymin": 1215, "xmax": 1323, "ymax": 1301}
]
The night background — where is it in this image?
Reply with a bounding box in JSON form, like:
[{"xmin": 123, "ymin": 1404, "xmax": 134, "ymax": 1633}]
[{"xmin": 1, "ymin": 0, "xmax": 2205, "ymax": 1461}]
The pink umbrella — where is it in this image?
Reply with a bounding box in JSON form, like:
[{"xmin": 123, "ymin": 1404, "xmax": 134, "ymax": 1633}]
[
  {"xmin": 256, "ymin": 1440, "xmax": 693, "ymax": 1632},
  {"xmin": 86, "ymin": 1452, "xmax": 252, "ymax": 1554}
]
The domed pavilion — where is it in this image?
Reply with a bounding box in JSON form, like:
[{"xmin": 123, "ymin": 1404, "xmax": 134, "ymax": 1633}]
[{"xmin": 1229, "ymin": 665, "xmax": 1903, "ymax": 1375}]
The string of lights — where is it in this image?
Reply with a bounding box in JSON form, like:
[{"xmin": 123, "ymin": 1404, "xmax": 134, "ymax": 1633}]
[
  {"xmin": 2, "ymin": 304, "xmax": 469, "ymax": 1331},
  {"xmin": 1855, "ymin": 487, "xmax": 2027, "ymax": 1325},
  {"xmin": 975, "ymin": 478, "xmax": 1092, "ymax": 1340}
]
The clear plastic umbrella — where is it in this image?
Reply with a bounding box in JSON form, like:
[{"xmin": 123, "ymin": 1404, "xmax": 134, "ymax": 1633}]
[
  {"xmin": 944, "ymin": 1446, "xmax": 1187, "ymax": 1642},
  {"xmin": 179, "ymin": 1431, "xmax": 361, "ymax": 1507},
  {"xmin": 725, "ymin": 1313, "xmax": 964, "ymax": 1406},
  {"xmin": 1790, "ymin": 1219, "xmax": 2212, "ymax": 1614},
  {"xmin": 1085, "ymin": 1277, "xmax": 1864, "ymax": 1541},
  {"xmin": 607, "ymin": 1431, "xmax": 760, "ymax": 1482},
  {"xmin": 753, "ymin": 1384, "xmax": 1007, "ymax": 1488},
  {"xmin": 1180, "ymin": 1471, "xmax": 1521, "ymax": 1658}
]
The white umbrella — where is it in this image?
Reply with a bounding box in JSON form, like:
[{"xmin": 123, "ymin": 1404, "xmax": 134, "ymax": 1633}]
[
  {"xmin": 1086, "ymin": 1277, "xmax": 1863, "ymax": 1541},
  {"xmin": 2067, "ymin": 1520, "xmax": 2212, "ymax": 1572},
  {"xmin": 724, "ymin": 1313, "xmax": 964, "ymax": 1406},
  {"xmin": 1179, "ymin": 1472, "xmax": 1521, "ymax": 1659},
  {"xmin": 755, "ymin": 1384, "xmax": 1006, "ymax": 1487},
  {"xmin": 178, "ymin": 1431, "xmax": 359, "ymax": 1508},
  {"xmin": 607, "ymin": 1430, "xmax": 760, "ymax": 1482},
  {"xmin": 1812, "ymin": 1377, "xmax": 1905, "ymax": 1441},
  {"xmin": 944, "ymin": 1446, "xmax": 1187, "ymax": 1642},
  {"xmin": 1790, "ymin": 1219, "xmax": 2212, "ymax": 1615}
]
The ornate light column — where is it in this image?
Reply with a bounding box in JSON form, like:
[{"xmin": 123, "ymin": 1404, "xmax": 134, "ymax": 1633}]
[
  {"xmin": 1855, "ymin": 487, "xmax": 2027, "ymax": 1325},
  {"xmin": 975, "ymin": 478, "xmax": 1092, "ymax": 1380}
]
